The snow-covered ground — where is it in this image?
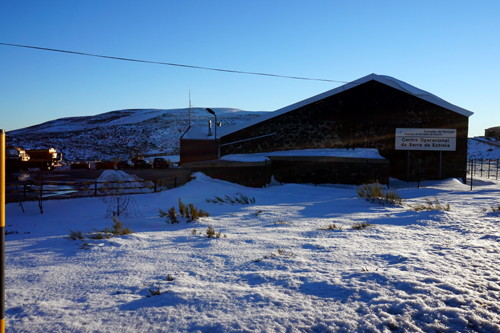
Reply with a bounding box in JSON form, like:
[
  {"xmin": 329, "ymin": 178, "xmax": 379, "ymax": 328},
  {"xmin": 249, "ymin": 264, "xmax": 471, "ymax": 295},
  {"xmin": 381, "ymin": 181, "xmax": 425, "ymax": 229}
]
[
  {"xmin": 5, "ymin": 170, "xmax": 500, "ymax": 332},
  {"xmin": 469, "ymin": 138, "xmax": 500, "ymax": 159}
]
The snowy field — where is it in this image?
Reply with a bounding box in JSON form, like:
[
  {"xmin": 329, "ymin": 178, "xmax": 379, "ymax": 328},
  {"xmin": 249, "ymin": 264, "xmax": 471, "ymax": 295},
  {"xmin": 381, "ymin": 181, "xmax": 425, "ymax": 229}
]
[{"xmin": 5, "ymin": 170, "xmax": 500, "ymax": 332}]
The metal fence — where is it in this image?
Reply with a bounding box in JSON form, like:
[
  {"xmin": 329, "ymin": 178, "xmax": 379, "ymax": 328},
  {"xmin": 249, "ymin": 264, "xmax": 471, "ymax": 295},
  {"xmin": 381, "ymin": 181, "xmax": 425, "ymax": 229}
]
[
  {"xmin": 468, "ymin": 159, "xmax": 499, "ymax": 180},
  {"xmin": 5, "ymin": 173, "xmax": 192, "ymax": 204}
]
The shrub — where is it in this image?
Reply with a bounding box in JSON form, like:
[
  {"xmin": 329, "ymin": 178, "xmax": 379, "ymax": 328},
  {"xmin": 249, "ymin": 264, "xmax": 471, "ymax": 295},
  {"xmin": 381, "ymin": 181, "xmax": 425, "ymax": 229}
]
[
  {"xmin": 166, "ymin": 207, "xmax": 179, "ymax": 224},
  {"xmin": 206, "ymin": 193, "xmax": 255, "ymax": 205},
  {"xmin": 178, "ymin": 198, "xmax": 188, "ymax": 217},
  {"xmin": 319, "ymin": 223, "xmax": 342, "ymax": 231},
  {"xmin": 189, "ymin": 204, "xmax": 209, "ymax": 221},
  {"xmin": 410, "ymin": 196, "xmax": 450, "ymax": 211},
  {"xmin": 68, "ymin": 217, "xmax": 132, "ymax": 242},
  {"xmin": 206, "ymin": 226, "xmax": 215, "ymax": 238},
  {"xmin": 491, "ymin": 205, "xmax": 500, "ymax": 212},
  {"xmin": 160, "ymin": 200, "xmax": 209, "ymax": 223},
  {"xmin": 357, "ymin": 181, "xmax": 403, "ymax": 205},
  {"xmin": 147, "ymin": 278, "xmax": 162, "ymax": 297},
  {"xmin": 205, "ymin": 226, "xmax": 224, "ymax": 238},
  {"xmin": 66, "ymin": 230, "xmax": 84, "ymax": 240},
  {"xmin": 351, "ymin": 222, "xmax": 371, "ymax": 230}
]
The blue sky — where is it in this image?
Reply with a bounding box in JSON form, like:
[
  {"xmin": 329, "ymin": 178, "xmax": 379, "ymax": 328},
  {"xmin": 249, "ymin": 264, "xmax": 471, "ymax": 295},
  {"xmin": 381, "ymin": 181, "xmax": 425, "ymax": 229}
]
[{"xmin": 1, "ymin": 1, "xmax": 498, "ymax": 136}]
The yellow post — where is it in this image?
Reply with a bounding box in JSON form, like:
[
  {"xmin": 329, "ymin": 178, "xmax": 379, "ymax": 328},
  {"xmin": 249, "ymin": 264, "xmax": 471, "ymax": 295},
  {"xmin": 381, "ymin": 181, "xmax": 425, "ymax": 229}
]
[{"xmin": 0, "ymin": 129, "xmax": 5, "ymax": 333}]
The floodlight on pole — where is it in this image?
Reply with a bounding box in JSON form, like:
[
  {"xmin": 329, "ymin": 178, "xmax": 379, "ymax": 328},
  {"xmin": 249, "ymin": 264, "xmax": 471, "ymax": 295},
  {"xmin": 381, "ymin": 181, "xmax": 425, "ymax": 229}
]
[
  {"xmin": 206, "ymin": 108, "xmax": 217, "ymax": 140},
  {"xmin": 206, "ymin": 108, "xmax": 220, "ymax": 159}
]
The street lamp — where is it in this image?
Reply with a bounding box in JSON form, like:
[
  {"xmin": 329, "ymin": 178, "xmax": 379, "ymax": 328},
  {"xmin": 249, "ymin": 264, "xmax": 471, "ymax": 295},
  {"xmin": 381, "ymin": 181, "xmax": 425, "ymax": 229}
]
[
  {"xmin": 206, "ymin": 108, "xmax": 219, "ymax": 158},
  {"xmin": 206, "ymin": 108, "xmax": 217, "ymax": 140}
]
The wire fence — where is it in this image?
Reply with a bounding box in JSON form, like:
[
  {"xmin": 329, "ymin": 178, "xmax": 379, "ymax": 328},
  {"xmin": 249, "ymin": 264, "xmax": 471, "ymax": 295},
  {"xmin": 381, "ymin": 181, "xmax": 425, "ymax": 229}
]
[
  {"xmin": 5, "ymin": 173, "xmax": 192, "ymax": 204},
  {"xmin": 467, "ymin": 159, "xmax": 500, "ymax": 180},
  {"xmin": 467, "ymin": 159, "xmax": 499, "ymax": 191}
]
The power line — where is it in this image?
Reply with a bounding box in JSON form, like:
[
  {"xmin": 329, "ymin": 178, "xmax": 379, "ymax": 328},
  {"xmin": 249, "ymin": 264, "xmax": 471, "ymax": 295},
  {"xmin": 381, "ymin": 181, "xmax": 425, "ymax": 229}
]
[{"xmin": 0, "ymin": 42, "xmax": 349, "ymax": 84}]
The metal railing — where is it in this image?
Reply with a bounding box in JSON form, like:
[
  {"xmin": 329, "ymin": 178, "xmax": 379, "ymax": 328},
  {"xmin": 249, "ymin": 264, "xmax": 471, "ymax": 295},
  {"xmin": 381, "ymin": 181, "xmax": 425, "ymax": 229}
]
[
  {"xmin": 5, "ymin": 173, "xmax": 192, "ymax": 203},
  {"xmin": 468, "ymin": 159, "xmax": 499, "ymax": 180}
]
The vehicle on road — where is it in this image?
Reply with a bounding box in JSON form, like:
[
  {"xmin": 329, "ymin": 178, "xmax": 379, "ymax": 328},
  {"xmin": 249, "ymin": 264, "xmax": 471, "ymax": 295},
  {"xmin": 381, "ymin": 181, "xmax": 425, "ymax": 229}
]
[
  {"xmin": 153, "ymin": 157, "xmax": 169, "ymax": 169},
  {"xmin": 95, "ymin": 161, "xmax": 116, "ymax": 170},
  {"xmin": 133, "ymin": 159, "xmax": 152, "ymax": 169},
  {"xmin": 117, "ymin": 160, "xmax": 133, "ymax": 169}
]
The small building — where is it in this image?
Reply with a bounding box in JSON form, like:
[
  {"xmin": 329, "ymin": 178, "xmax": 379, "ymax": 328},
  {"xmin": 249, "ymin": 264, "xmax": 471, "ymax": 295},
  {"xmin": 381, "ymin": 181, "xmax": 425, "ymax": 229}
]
[
  {"xmin": 485, "ymin": 126, "xmax": 500, "ymax": 138},
  {"xmin": 181, "ymin": 73, "xmax": 473, "ymax": 184}
]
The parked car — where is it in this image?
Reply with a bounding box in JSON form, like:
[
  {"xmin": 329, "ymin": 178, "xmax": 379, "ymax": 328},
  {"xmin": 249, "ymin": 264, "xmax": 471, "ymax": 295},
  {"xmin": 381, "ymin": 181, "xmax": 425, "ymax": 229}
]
[
  {"xmin": 153, "ymin": 157, "xmax": 169, "ymax": 169},
  {"xmin": 95, "ymin": 161, "xmax": 115, "ymax": 170},
  {"xmin": 117, "ymin": 160, "xmax": 133, "ymax": 169},
  {"xmin": 70, "ymin": 162, "xmax": 90, "ymax": 170},
  {"xmin": 133, "ymin": 159, "xmax": 152, "ymax": 169}
]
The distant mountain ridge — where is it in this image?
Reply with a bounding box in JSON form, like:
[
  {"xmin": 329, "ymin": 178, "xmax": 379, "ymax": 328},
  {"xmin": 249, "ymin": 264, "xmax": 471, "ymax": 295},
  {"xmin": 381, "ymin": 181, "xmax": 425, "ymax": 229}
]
[{"xmin": 6, "ymin": 108, "xmax": 266, "ymax": 162}]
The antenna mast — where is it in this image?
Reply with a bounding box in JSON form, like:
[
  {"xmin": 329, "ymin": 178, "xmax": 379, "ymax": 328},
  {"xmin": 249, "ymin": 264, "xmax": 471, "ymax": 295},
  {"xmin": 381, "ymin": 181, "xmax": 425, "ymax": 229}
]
[{"xmin": 189, "ymin": 89, "xmax": 191, "ymax": 127}]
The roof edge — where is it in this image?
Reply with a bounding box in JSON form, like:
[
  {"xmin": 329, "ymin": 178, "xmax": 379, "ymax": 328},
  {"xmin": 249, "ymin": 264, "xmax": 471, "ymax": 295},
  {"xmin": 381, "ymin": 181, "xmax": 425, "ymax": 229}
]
[{"xmin": 222, "ymin": 74, "xmax": 473, "ymax": 137}]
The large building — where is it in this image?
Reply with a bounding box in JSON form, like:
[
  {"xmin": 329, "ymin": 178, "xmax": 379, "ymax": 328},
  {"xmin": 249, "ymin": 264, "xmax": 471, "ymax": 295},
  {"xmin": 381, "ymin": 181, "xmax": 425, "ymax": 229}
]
[{"xmin": 181, "ymin": 74, "xmax": 473, "ymax": 183}]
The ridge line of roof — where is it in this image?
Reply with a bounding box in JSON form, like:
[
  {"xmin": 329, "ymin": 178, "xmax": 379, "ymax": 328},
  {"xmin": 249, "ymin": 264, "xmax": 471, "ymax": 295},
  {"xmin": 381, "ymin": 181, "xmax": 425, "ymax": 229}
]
[{"xmin": 221, "ymin": 73, "xmax": 473, "ymax": 137}]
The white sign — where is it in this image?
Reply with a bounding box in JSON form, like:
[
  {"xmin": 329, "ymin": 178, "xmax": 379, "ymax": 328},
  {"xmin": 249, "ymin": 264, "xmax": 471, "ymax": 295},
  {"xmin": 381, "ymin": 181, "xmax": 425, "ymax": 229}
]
[{"xmin": 395, "ymin": 128, "xmax": 456, "ymax": 151}]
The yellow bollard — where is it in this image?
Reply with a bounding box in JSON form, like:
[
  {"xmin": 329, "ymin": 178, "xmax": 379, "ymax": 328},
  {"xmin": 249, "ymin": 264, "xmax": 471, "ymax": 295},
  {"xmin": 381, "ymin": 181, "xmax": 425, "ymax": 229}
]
[{"xmin": 0, "ymin": 129, "xmax": 5, "ymax": 333}]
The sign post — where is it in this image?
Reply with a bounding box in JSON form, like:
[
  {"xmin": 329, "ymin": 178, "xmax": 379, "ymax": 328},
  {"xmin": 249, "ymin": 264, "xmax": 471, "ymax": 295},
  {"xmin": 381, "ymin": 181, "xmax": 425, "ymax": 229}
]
[
  {"xmin": 0, "ymin": 129, "xmax": 5, "ymax": 333},
  {"xmin": 396, "ymin": 128, "xmax": 456, "ymax": 181}
]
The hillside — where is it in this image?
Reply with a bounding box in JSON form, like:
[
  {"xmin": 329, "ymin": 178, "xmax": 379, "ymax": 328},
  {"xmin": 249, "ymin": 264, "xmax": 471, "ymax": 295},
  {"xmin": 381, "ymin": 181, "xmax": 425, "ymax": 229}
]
[
  {"xmin": 6, "ymin": 108, "xmax": 266, "ymax": 162},
  {"xmin": 7, "ymin": 110, "xmax": 500, "ymax": 163}
]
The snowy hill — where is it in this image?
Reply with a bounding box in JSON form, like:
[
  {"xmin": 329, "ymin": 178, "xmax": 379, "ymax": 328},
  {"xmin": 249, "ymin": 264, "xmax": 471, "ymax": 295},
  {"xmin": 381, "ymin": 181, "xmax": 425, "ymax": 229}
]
[
  {"xmin": 7, "ymin": 110, "xmax": 500, "ymax": 163},
  {"xmin": 6, "ymin": 108, "xmax": 266, "ymax": 162}
]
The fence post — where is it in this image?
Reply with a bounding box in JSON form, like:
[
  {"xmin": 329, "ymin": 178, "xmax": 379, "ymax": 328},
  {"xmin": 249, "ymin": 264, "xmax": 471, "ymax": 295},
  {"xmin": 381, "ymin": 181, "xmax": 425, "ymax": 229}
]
[
  {"xmin": 497, "ymin": 159, "xmax": 499, "ymax": 180},
  {"xmin": 154, "ymin": 180, "xmax": 157, "ymax": 193},
  {"xmin": 23, "ymin": 184, "xmax": 26, "ymax": 200},
  {"xmin": 470, "ymin": 159, "xmax": 473, "ymax": 191},
  {"xmin": 488, "ymin": 160, "xmax": 491, "ymax": 178},
  {"xmin": 480, "ymin": 159, "xmax": 483, "ymax": 177},
  {"xmin": 94, "ymin": 181, "xmax": 97, "ymax": 196}
]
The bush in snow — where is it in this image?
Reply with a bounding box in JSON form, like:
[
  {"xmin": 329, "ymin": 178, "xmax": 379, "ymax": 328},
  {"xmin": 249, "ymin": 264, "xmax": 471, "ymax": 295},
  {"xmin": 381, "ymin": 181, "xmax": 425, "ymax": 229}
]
[
  {"xmin": 178, "ymin": 198, "xmax": 188, "ymax": 217},
  {"xmin": 319, "ymin": 223, "xmax": 343, "ymax": 231},
  {"xmin": 188, "ymin": 203, "xmax": 209, "ymax": 221},
  {"xmin": 160, "ymin": 199, "xmax": 209, "ymax": 224},
  {"xmin": 205, "ymin": 226, "xmax": 225, "ymax": 238},
  {"xmin": 491, "ymin": 204, "xmax": 500, "ymax": 212},
  {"xmin": 357, "ymin": 181, "xmax": 403, "ymax": 205},
  {"xmin": 206, "ymin": 193, "xmax": 255, "ymax": 205},
  {"xmin": 409, "ymin": 196, "xmax": 450, "ymax": 211},
  {"xmin": 87, "ymin": 216, "xmax": 133, "ymax": 239},
  {"xmin": 351, "ymin": 222, "xmax": 372, "ymax": 230},
  {"xmin": 66, "ymin": 230, "xmax": 84, "ymax": 240},
  {"xmin": 159, "ymin": 207, "xmax": 179, "ymax": 224},
  {"xmin": 66, "ymin": 217, "xmax": 132, "ymax": 247}
]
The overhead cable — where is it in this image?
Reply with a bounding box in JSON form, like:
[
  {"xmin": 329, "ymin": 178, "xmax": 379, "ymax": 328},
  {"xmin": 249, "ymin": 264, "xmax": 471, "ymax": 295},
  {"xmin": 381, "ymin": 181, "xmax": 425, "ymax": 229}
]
[{"xmin": 0, "ymin": 42, "xmax": 348, "ymax": 83}]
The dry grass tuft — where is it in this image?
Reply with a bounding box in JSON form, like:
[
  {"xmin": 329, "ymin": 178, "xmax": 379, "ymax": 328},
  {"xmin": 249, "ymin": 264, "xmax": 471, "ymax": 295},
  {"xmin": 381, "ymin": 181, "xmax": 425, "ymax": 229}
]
[
  {"xmin": 357, "ymin": 181, "xmax": 403, "ymax": 205},
  {"xmin": 351, "ymin": 222, "xmax": 372, "ymax": 230},
  {"xmin": 409, "ymin": 196, "xmax": 450, "ymax": 211}
]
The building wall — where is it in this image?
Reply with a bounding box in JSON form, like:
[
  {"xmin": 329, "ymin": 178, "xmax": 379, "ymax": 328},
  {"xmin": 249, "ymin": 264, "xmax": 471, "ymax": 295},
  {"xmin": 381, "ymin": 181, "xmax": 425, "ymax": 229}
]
[
  {"xmin": 270, "ymin": 157, "xmax": 390, "ymax": 185},
  {"xmin": 220, "ymin": 80, "xmax": 470, "ymax": 182},
  {"xmin": 180, "ymin": 139, "xmax": 219, "ymax": 165},
  {"xmin": 485, "ymin": 127, "xmax": 500, "ymax": 137}
]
